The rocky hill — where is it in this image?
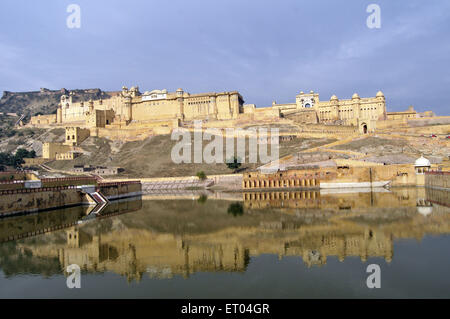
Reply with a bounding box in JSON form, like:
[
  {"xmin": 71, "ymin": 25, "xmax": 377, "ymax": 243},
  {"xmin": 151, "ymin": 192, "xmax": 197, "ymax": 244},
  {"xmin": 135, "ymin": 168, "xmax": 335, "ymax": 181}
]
[{"xmin": 0, "ymin": 88, "xmax": 112, "ymax": 119}]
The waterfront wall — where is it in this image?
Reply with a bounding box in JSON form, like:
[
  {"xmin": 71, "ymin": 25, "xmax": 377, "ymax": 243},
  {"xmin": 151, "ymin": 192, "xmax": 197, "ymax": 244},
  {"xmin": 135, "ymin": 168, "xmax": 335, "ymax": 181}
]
[
  {"xmin": 243, "ymin": 165, "xmax": 418, "ymax": 190},
  {"xmin": 0, "ymin": 181, "xmax": 142, "ymax": 216},
  {"xmin": 102, "ymin": 174, "xmax": 242, "ymax": 191},
  {"xmin": 425, "ymin": 171, "xmax": 450, "ymax": 190},
  {"xmin": 0, "ymin": 187, "xmax": 82, "ymax": 217},
  {"xmin": 0, "ymin": 176, "xmax": 98, "ymax": 191},
  {"xmin": 98, "ymin": 181, "xmax": 142, "ymax": 200}
]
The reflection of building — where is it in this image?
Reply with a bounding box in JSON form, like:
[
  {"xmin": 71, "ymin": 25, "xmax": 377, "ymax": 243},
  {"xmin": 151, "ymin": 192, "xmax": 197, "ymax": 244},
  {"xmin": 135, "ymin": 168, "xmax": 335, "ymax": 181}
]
[
  {"xmin": 0, "ymin": 196, "xmax": 142, "ymax": 243},
  {"xmin": 285, "ymin": 228, "xmax": 393, "ymax": 266},
  {"xmin": 11, "ymin": 188, "xmax": 450, "ymax": 280},
  {"xmin": 243, "ymin": 188, "xmax": 422, "ymax": 211},
  {"xmin": 39, "ymin": 228, "xmax": 249, "ymax": 282}
]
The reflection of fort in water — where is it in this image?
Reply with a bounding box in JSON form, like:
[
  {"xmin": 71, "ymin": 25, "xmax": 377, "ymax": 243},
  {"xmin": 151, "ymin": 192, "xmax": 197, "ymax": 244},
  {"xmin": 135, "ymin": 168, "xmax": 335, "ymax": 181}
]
[
  {"xmin": 1, "ymin": 188, "xmax": 449, "ymax": 281},
  {"xmin": 243, "ymin": 187, "xmax": 449, "ymax": 211}
]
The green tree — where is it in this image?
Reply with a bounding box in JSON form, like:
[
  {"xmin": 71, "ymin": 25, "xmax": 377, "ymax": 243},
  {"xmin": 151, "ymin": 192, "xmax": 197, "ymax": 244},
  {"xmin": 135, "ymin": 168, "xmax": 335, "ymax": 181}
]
[
  {"xmin": 226, "ymin": 156, "xmax": 242, "ymax": 173},
  {"xmin": 0, "ymin": 152, "xmax": 14, "ymax": 166},
  {"xmin": 0, "ymin": 149, "xmax": 36, "ymax": 168},
  {"xmin": 196, "ymin": 171, "xmax": 207, "ymax": 180}
]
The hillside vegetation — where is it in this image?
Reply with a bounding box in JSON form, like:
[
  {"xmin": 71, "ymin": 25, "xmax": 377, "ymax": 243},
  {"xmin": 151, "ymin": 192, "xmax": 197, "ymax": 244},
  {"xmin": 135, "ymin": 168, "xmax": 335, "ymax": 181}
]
[
  {"xmin": 47, "ymin": 134, "xmax": 336, "ymax": 178},
  {"xmin": 0, "ymin": 88, "xmax": 112, "ymax": 119}
]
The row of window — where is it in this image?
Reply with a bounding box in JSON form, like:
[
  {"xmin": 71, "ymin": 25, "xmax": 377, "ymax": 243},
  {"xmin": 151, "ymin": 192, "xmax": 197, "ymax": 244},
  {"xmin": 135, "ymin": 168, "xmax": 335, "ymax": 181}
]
[
  {"xmin": 320, "ymin": 107, "xmax": 378, "ymax": 113},
  {"xmin": 147, "ymin": 101, "xmax": 165, "ymax": 106},
  {"xmin": 187, "ymin": 100, "xmax": 210, "ymax": 105}
]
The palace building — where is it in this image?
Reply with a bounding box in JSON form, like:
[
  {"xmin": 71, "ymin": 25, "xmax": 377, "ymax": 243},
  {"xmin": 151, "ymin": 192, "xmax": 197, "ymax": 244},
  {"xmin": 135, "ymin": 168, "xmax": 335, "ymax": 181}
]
[
  {"xmin": 29, "ymin": 86, "xmax": 437, "ymax": 136},
  {"xmin": 272, "ymin": 90, "xmax": 387, "ymax": 134},
  {"xmin": 55, "ymin": 86, "xmax": 244, "ymax": 126}
]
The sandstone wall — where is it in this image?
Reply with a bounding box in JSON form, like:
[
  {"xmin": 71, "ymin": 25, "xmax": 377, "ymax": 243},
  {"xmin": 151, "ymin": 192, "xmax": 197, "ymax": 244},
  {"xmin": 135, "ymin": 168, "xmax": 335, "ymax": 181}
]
[
  {"xmin": 0, "ymin": 187, "xmax": 82, "ymax": 216},
  {"xmin": 98, "ymin": 181, "xmax": 142, "ymax": 200}
]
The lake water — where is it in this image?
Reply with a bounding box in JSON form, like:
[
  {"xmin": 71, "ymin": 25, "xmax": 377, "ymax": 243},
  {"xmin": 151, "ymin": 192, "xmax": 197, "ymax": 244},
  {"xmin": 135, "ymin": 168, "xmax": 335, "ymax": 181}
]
[{"xmin": 0, "ymin": 187, "xmax": 449, "ymax": 298}]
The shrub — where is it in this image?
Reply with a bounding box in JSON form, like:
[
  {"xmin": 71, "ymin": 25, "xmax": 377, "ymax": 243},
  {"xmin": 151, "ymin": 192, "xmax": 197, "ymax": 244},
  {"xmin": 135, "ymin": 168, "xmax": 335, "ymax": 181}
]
[
  {"xmin": 6, "ymin": 130, "xmax": 16, "ymax": 137},
  {"xmin": 196, "ymin": 171, "xmax": 207, "ymax": 180},
  {"xmin": 226, "ymin": 156, "xmax": 242, "ymax": 172}
]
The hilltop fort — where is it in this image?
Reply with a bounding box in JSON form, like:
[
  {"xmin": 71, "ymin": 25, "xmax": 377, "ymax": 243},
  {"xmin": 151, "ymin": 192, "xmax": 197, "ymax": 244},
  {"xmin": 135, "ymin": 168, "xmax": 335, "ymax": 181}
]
[{"xmin": 26, "ymin": 86, "xmax": 444, "ymax": 137}]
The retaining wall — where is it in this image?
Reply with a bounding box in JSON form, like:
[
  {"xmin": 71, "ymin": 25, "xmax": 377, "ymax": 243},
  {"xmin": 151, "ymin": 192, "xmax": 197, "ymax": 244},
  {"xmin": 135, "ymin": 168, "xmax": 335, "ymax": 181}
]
[{"xmin": 98, "ymin": 181, "xmax": 142, "ymax": 200}]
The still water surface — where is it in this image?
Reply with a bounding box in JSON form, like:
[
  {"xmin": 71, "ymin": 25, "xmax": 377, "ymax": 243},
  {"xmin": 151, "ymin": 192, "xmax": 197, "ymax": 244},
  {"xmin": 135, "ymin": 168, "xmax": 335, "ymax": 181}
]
[{"xmin": 0, "ymin": 187, "xmax": 449, "ymax": 298}]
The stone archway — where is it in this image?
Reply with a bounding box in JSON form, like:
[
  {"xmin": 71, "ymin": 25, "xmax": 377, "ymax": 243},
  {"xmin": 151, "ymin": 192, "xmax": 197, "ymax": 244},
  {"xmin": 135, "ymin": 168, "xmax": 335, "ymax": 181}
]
[{"xmin": 361, "ymin": 123, "xmax": 368, "ymax": 134}]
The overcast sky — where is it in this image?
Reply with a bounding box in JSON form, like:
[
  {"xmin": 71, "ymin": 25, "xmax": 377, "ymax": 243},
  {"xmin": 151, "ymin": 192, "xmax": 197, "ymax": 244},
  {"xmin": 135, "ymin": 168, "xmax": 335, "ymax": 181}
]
[{"xmin": 1, "ymin": 0, "xmax": 449, "ymax": 114}]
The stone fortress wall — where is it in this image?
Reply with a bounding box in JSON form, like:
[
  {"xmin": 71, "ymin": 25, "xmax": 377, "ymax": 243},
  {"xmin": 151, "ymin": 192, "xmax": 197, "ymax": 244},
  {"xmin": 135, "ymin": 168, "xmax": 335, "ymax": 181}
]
[
  {"xmin": 54, "ymin": 86, "xmax": 244, "ymax": 125},
  {"xmin": 29, "ymin": 86, "xmax": 437, "ymax": 136}
]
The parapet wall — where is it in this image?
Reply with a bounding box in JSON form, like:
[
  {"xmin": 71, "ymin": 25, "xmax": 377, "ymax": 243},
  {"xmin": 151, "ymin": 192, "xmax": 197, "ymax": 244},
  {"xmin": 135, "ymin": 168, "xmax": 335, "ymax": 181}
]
[
  {"xmin": 300, "ymin": 124, "xmax": 359, "ymax": 135},
  {"xmin": 41, "ymin": 176, "xmax": 98, "ymax": 187},
  {"xmin": 408, "ymin": 117, "xmax": 450, "ymax": 127},
  {"xmin": 0, "ymin": 180, "xmax": 25, "ymax": 190}
]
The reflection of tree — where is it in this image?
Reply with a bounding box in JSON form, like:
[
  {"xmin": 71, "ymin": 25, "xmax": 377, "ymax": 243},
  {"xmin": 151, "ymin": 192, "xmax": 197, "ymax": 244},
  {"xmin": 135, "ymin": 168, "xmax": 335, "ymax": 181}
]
[
  {"xmin": 0, "ymin": 242, "xmax": 60, "ymax": 278},
  {"xmin": 243, "ymin": 248, "xmax": 250, "ymax": 269},
  {"xmin": 197, "ymin": 195, "xmax": 208, "ymax": 204},
  {"xmin": 227, "ymin": 202, "xmax": 244, "ymax": 217}
]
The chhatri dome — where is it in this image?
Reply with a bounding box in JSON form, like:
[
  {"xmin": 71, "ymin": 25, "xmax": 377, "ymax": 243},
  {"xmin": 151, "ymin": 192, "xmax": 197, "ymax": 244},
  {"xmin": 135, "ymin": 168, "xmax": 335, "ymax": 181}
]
[
  {"xmin": 352, "ymin": 93, "xmax": 360, "ymax": 99},
  {"xmin": 376, "ymin": 90, "xmax": 384, "ymax": 97},
  {"xmin": 414, "ymin": 155, "xmax": 431, "ymax": 167},
  {"xmin": 330, "ymin": 94, "xmax": 338, "ymax": 100}
]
